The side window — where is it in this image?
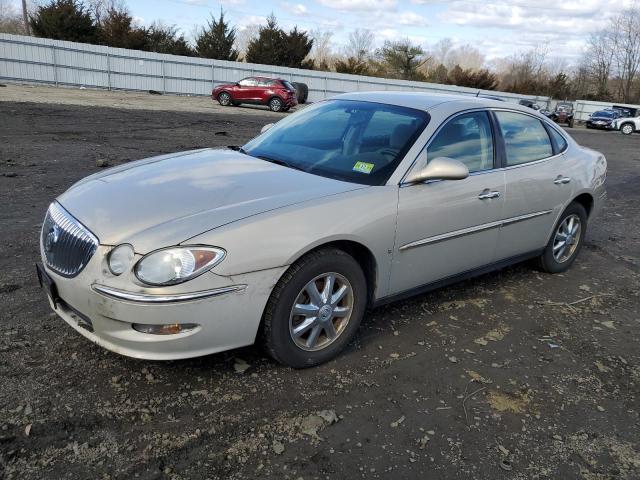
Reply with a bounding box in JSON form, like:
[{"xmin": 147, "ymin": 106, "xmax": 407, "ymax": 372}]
[
  {"xmin": 495, "ymin": 111, "xmax": 553, "ymax": 166},
  {"xmin": 547, "ymin": 126, "xmax": 568, "ymax": 153},
  {"xmin": 427, "ymin": 111, "xmax": 494, "ymax": 173},
  {"xmin": 239, "ymin": 78, "xmax": 257, "ymax": 87}
]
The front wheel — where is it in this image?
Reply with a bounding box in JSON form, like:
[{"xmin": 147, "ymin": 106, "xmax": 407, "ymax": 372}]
[
  {"xmin": 261, "ymin": 249, "xmax": 367, "ymax": 368},
  {"xmin": 218, "ymin": 92, "xmax": 232, "ymax": 106},
  {"xmin": 621, "ymin": 123, "xmax": 634, "ymax": 135},
  {"xmin": 268, "ymin": 97, "xmax": 284, "ymax": 112},
  {"xmin": 536, "ymin": 202, "xmax": 587, "ymax": 273}
]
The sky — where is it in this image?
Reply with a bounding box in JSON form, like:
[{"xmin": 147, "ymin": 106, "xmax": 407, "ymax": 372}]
[{"xmin": 12, "ymin": 0, "xmax": 640, "ymax": 63}]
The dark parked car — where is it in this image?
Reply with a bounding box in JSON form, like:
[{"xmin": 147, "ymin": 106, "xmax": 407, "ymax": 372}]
[
  {"xmin": 586, "ymin": 110, "xmax": 619, "ymax": 130},
  {"xmin": 212, "ymin": 76, "xmax": 297, "ymax": 112}
]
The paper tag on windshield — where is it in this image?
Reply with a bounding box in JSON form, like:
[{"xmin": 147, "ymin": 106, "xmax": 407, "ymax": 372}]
[{"xmin": 353, "ymin": 161, "xmax": 374, "ymax": 174}]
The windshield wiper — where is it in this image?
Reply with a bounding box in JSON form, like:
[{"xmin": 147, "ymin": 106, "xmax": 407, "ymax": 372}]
[
  {"xmin": 227, "ymin": 145, "xmax": 248, "ymax": 154},
  {"xmin": 256, "ymin": 155, "xmax": 307, "ymax": 173}
]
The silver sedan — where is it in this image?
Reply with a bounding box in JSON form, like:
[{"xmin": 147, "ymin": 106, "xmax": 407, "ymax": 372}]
[{"xmin": 38, "ymin": 92, "xmax": 607, "ymax": 367}]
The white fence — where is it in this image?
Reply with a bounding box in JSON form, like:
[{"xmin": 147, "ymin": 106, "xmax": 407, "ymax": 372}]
[{"xmin": 0, "ymin": 33, "xmax": 551, "ymax": 106}]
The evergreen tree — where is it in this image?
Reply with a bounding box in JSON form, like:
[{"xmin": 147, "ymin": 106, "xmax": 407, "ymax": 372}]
[
  {"xmin": 245, "ymin": 14, "xmax": 284, "ymax": 65},
  {"xmin": 30, "ymin": 0, "xmax": 97, "ymax": 43},
  {"xmin": 376, "ymin": 39, "xmax": 427, "ymax": 80},
  {"xmin": 97, "ymin": 6, "xmax": 146, "ymax": 49},
  {"xmin": 195, "ymin": 10, "xmax": 238, "ymax": 61},
  {"xmin": 144, "ymin": 22, "xmax": 194, "ymax": 56},
  {"xmin": 281, "ymin": 26, "xmax": 313, "ymax": 68}
]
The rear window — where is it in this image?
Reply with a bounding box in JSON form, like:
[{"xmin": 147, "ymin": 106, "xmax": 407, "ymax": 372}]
[
  {"xmin": 281, "ymin": 80, "xmax": 296, "ymax": 91},
  {"xmin": 547, "ymin": 126, "xmax": 568, "ymax": 153},
  {"xmin": 495, "ymin": 111, "xmax": 553, "ymax": 166}
]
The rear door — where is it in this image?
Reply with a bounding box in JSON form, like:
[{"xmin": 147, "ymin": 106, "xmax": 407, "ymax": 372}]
[
  {"xmin": 389, "ymin": 110, "xmax": 506, "ymax": 295},
  {"xmin": 493, "ymin": 111, "xmax": 574, "ymax": 260}
]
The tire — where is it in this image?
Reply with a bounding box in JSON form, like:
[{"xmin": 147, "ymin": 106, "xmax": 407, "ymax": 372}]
[
  {"xmin": 268, "ymin": 97, "xmax": 284, "ymax": 112},
  {"xmin": 218, "ymin": 92, "xmax": 232, "ymax": 106},
  {"xmin": 536, "ymin": 202, "xmax": 587, "ymax": 274},
  {"xmin": 292, "ymin": 82, "xmax": 308, "ymax": 104},
  {"xmin": 620, "ymin": 123, "xmax": 634, "ymax": 135},
  {"xmin": 567, "ymin": 118, "xmax": 574, "ymax": 128},
  {"xmin": 261, "ymin": 248, "xmax": 367, "ymax": 368}
]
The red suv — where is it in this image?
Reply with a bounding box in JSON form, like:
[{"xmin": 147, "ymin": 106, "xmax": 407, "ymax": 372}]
[{"xmin": 212, "ymin": 77, "xmax": 298, "ymax": 112}]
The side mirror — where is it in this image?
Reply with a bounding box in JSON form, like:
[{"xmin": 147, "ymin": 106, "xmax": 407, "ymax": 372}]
[
  {"xmin": 404, "ymin": 156, "xmax": 469, "ymax": 184},
  {"xmin": 260, "ymin": 123, "xmax": 274, "ymax": 134}
]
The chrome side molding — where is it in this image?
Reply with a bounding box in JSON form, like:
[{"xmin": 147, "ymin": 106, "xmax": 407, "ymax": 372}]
[
  {"xmin": 399, "ymin": 210, "xmax": 552, "ymax": 251},
  {"xmin": 91, "ymin": 284, "xmax": 247, "ymax": 304}
]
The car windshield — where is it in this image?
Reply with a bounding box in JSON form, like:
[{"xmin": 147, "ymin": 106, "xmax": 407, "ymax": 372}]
[
  {"xmin": 242, "ymin": 100, "xmax": 430, "ymax": 186},
  {"xmin": 593, "ymin": 111, "xmax": 614, "ymax": 118}
]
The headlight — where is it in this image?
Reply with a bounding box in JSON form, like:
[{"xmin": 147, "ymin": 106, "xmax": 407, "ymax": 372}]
[
  {"xmin": 108, "ymin": 244, "xmax": 134, "ymax": 275},
  {"xmin": 134, "ymin": 246, "xmax": 225, "ymax": 286}
]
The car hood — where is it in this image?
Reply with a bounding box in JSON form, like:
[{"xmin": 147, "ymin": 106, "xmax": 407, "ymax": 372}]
[
  {"xmin": 57, "ymin": 149, "xmax": 365, "ymax": 252},
  {"xmin": 589, "ymin": 115, "xmax": 612, "ymax": 121}
]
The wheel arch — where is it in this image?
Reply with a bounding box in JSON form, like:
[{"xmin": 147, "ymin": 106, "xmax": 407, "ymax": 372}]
[
  {"xmin": 217, "ymin": 90, "xmax": 232, "ymax": 100},
  {"xmin": 572, "ymin": 192, "xmax": 594, "ymax": 218},
  {"xmin": 283, "ymin": 239, "xmax": 379, "ymax": 307},
  {"xmin": 620, "ymin": 121, "xmax": 635, "ymax": 132}
]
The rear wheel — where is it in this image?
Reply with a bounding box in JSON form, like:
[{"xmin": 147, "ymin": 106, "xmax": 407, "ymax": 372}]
[
  {"xmin": 269, "ymin": 97, "xmax": 284, "ymax": 112},
  {"xmin": 261, "ymin": 249, "xmax": 367, "ymax": 368},
  {"xmin": 218, "ymin": 92, "xmax": 232, "ymax": 106},
  {"xmin": 621, "ymin": 123, "xmax": 634, "ymax": 135},
  {"xmin": 536, "ymin": 202, "xmax": 587, "ymax": 273}
]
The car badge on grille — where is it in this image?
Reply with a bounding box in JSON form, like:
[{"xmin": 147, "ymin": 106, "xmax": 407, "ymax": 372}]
[{"xmin": 45, "ymin": 224, "xmax": 60, "ymax": 253}]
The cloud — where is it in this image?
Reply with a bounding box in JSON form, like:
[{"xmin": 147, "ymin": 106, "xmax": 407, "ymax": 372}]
[
  {"xmin": 280, "ymin": 2, "xmax": 309, "ymax": 15},
  {"xmin": 315, "ymin": 0, "xmax": 397, "ymax": 12},
  {"xmin": 396, "ymin": 11, "xmax": 429, "ymax": 26}
]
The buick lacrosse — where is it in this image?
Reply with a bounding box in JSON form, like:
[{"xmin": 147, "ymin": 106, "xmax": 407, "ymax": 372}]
[{"xmin": 38, "ymin": 92, "xmax": 607, "ymax": 367}]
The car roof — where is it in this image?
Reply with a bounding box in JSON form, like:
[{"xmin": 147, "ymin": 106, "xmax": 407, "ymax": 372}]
[{"xmin": 333, "ymin": 91, "xmax": 535, "ymax": 114}]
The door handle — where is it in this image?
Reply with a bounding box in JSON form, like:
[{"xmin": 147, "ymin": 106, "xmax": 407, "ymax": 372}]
[
  {"xmin": 478, "ymin": 190, "xmax": 501, "ymax": 200},
  {"xmin": 554, "ymin": 176, "xmax": 571, "ymax": 185}
]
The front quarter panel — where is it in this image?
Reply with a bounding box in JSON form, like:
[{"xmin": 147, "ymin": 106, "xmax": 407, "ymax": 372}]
[{"xmin": 185, "ymin": 186, "xmax": 399, "ymax": 300}]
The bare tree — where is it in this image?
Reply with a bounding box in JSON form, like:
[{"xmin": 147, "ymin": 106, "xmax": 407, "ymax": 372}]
[
  {"xmin": 0, "ymin": 0, "xmax": 26, "ymax": 34},
  {"xmin": 344, "ymin": 28, "xmax": 374, "ymax": 63},
  {"xmin": 430, "ymin": 38, "xmax": 453, "ymax": 66},
  {"xmin": 610, "ymin": 7, "xmax": 640, "ymax": 102},
  {"xmin": 309, "ymin": 28, "xmax": 333, "ymax": 69},
  {"xmin": 584, "ymin": 29, "xmax": 615, "ymax": 98},
  {"xmin": 445, "ymin": 44, "xmax": 484, "ymax": 70},
  {"xmin": 235, "ymin": 23, "xmax": 259, "ymax": 60}
]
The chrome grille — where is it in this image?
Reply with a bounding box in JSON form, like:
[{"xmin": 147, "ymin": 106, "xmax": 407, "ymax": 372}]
[{"xmin": 41, "ymin": 202, "xmax": 98, "ymax": 278}]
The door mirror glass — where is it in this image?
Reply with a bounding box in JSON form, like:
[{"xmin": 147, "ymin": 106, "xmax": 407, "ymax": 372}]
[
  {"xmin": 260, "ymin": 123, "xmax": 274, "ymax": 134},
  {"xmin": 405, "ymin": 156, "xmax": 469, "ymax": 184}
]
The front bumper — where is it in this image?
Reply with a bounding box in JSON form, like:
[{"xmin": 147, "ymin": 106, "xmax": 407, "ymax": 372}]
[
  {"xmin": 586, "ymin": 121, "xmax": 613, "ymax": 130},
  {"xmin": 39, "ymin": 246, "xmax": 286, "ymax": 360}
]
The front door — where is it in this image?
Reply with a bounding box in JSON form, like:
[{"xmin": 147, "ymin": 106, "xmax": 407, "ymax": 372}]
[
  {"xmin": 235, "ymin": 77, "xmax": 259, "ymax": 102},
  {"xmin": 389, "ymin": 110, "xmax": 506, "ymax": 295}
]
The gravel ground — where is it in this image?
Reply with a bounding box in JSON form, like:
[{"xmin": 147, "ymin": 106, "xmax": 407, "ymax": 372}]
[{"xmin": 0, "ymin": 90, "xmax": 638, "ymax": 480}]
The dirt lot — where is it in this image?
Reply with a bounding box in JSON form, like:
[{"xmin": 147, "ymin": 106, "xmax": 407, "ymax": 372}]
[{"xmin": 0, "ymin": 89, "xmax": 638, "ymax": 480}]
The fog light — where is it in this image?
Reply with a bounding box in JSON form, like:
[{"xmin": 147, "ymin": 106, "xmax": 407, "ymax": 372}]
[
  {"xmin": 132, "ymin": 323, "xmax": 198, "ymax": 335},
  {"xmin": 108, "ymin": 244, "xmax": 135, "ymax": 275}
]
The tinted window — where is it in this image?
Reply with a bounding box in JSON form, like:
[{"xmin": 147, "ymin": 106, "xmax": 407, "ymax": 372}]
[
  {"xmin": 243, "ymin": 100, "xmax": 429, "ymax": 186},
  {"xmin": 427, "ymin": 111, "xmax": 494, "ymax": 173},
  {"xmin": 282, "ymin": 80, "xmax": 296, "ymax": 91},
  {"xmin": 238, "ymin": 78, "xmax": 257, "ymax": 87},
  {"xmin": 547, "ymin": 126, "xmax": 568, "ymax": 153},
  {"xmin": 592, "ymin": 110, "xmax": 614, "ymax": 118},
  {"xmin": 495, "ymin": 111, "xmax": 553, "ymax": 166}
]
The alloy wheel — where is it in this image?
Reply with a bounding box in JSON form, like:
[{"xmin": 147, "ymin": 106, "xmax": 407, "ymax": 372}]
[
  {"xmin": 270, "ymin": 98, "xmax": 282, "ymax": 112},
  {"xmin": 622, "ymin": 124, "xmax": 633, "ymax": 135},
  {"xmin": 219, "ymin": 93, "xmax": 231, "ymax": 106},
  {"xmin": 553, "ymin": 214, "xmax": 582, "ymax": 263},
  {"xmin": 289, "ymin": 273, "xmax": 354, "ymax": 351}
]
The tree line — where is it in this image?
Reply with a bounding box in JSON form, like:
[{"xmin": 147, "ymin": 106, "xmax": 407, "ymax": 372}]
[{"xmin": 3, "ymin": 0, "xmax": 640, "ymax": 102}]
